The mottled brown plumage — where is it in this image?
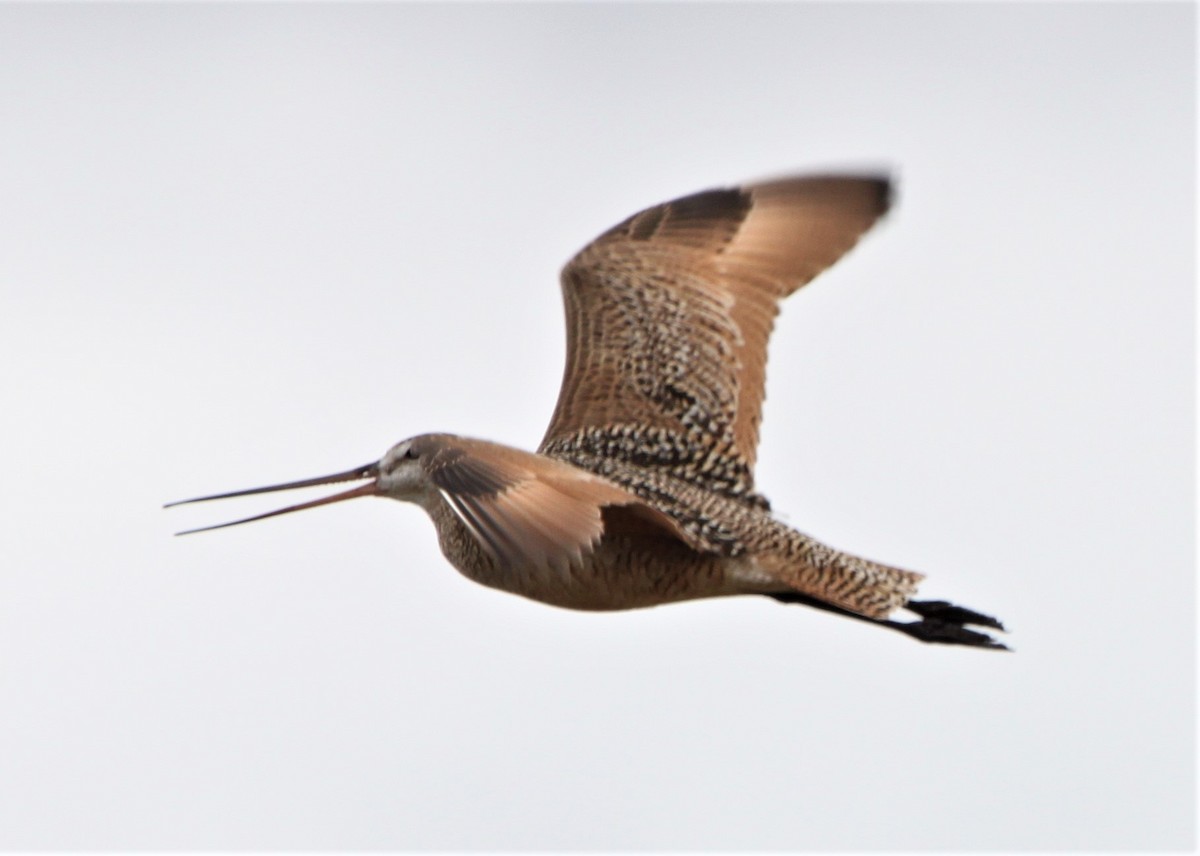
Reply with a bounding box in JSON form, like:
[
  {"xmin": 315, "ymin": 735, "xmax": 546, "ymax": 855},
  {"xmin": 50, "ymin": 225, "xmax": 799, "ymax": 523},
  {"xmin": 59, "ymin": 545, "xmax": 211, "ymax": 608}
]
[{"xmin": 168, "ymin": 173, "xmax": 1007, "ymax": 648}]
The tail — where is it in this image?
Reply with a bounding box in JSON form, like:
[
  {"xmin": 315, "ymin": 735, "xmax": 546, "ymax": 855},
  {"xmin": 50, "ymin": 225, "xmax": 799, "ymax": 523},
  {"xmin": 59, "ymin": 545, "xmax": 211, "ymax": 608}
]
[
  {"xmin": 755, "ymin": 533, "xmax": 925, "ymax": 619},
  {"xmin": 768, "ymin": 592, "xmax": 1009, "ymax": 650},
  {"xmin": 754, "ymin": 527, "xmax": 1007, "ymax": 648}
]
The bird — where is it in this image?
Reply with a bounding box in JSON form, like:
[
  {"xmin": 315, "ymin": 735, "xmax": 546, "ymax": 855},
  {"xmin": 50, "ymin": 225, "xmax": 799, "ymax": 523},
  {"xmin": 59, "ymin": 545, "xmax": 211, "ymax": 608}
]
[{"xmin": 167, "ymin": 173, "xmax": 1008, "ymax": 649}]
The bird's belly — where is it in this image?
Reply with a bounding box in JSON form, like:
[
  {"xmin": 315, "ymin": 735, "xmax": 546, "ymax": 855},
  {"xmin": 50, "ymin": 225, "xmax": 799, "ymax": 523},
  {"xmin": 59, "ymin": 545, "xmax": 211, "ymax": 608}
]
[{"xmin": 432, "ymin": 508, "xmax": 744, "ymax": 610}]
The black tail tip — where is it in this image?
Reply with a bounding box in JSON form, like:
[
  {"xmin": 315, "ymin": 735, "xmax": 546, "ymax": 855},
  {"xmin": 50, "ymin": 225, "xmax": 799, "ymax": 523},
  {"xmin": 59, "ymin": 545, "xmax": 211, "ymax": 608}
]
[
  {"xmin": 899, "ymin": 599, "xmax": 1010, "ymax": 650},
  {"xmin": 766, "ymin": 592, "xmax": 1010, "ymax": 650},
  {"xmin": 906, "ymin": 599, "xmax": 1006, "ymax": 632}
]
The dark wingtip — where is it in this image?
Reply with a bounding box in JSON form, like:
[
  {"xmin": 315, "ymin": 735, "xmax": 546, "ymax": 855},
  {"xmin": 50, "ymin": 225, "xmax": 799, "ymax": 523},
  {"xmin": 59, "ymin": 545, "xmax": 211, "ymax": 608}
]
[{"xmin": 873, "ymin": 175, "xmax": 894, "ymax": 217}]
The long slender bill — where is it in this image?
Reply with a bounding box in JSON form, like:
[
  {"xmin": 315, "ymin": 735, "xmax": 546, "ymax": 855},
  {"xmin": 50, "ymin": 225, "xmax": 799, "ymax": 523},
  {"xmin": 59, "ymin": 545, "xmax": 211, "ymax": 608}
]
[{"xmin": 166, "ymin": 463, "xmax": 380, "ymax": 536}]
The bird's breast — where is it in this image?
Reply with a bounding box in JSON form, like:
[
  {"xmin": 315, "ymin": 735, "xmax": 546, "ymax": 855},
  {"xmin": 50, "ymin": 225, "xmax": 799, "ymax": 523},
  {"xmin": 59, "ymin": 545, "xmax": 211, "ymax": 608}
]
[{"xmin": 424, "ymin": 496, "xmax": 743, "ymax": 611}]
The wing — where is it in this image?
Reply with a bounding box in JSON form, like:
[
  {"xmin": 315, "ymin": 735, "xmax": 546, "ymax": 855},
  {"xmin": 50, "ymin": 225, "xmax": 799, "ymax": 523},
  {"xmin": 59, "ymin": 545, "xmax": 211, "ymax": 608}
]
[
  {"xmin": 539, "ymin": 175, "xmax": 891, "ymax": 505},
  {"xmin": 416, "ymin": 435, "xmax": 704, "ymax": 572}
]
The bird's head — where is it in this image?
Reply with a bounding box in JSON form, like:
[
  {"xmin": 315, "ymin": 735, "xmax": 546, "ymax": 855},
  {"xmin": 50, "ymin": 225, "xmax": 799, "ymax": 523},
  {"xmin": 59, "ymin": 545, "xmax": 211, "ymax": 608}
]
[
  {"xmin": 376, "ymin": 436, "xmax": 439, "ymax": 502},
  {"xmin": 165, "ymin": 434, "xmax": 440, "ymax": 535}
]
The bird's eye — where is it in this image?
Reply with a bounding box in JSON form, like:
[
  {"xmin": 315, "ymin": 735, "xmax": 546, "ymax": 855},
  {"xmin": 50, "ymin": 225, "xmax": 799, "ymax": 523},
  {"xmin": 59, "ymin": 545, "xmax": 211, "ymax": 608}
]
[{"xmin": 403, "ymin": 447, "xmax": 419, "ymax": 460}]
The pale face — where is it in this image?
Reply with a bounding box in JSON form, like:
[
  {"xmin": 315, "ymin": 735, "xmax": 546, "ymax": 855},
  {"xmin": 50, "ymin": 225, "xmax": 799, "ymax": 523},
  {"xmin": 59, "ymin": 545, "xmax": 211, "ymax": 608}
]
[{"xmin": 376, "ymin": 436, "xmax": 435, "ymax": 505}]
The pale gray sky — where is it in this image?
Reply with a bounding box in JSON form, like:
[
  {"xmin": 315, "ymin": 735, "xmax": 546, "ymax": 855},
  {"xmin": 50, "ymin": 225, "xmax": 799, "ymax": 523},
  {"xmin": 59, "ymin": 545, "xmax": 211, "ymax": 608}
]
[{"xmin": 0, "ymin": 2, "xmax": 1193, "ymax": 850}]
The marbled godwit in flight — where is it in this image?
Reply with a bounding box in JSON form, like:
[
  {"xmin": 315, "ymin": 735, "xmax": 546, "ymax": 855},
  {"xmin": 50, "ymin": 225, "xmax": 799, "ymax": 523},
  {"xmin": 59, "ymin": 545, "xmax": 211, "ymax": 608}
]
[{"xmin": 168, "ymin": 174, "xmax": 1007, "ymax": 648}]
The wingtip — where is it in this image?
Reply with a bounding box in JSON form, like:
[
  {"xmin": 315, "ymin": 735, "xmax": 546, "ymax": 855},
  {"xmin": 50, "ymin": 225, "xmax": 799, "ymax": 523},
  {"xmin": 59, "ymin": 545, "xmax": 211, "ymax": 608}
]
[
  {"xmin": 872, "ymin": 174, "xmax": 894, "ymax": 217},
  {"xmin": 744, "ymin": 170, "xmax": 895, "ymax": 222},
  {"xmin": 837, "ymin": 171, "xmax": 892, "ymax": 218}
]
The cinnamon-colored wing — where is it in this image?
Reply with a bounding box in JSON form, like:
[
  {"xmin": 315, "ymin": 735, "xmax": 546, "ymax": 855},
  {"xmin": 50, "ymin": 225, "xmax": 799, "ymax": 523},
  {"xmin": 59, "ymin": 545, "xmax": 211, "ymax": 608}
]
[
  {"xmin": 540, "ymin": 175, "xmax": 890, "ymax": 505},
  {"xmin": 415, "ymin": 435, "xmax": 704, "ymax": 572}
]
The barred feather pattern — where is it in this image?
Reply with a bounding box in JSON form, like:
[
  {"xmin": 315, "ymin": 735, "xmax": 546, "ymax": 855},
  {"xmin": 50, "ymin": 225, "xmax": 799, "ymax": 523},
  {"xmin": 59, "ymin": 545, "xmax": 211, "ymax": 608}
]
[
  {"xmin": 540, "ymin": 424, "xmax": 770, "ymax": 512},
  {"xmin": 540, "ymin": 266, "xmax": 775, "ymax": 508},
  {"xmin": 543, "ymin": 443, "xmax": 924, "ymax": 619}
]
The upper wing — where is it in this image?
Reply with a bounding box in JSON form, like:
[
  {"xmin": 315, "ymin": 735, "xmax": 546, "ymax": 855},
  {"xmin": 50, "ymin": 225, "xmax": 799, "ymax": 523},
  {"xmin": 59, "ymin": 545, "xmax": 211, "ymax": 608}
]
[
  {"xmin": 416, "ymin": 435, "xmax": 704, "ymax": 573},
  {"xmin": 539, "ymin": 175, "xmax": 891, "ymax": 505}
]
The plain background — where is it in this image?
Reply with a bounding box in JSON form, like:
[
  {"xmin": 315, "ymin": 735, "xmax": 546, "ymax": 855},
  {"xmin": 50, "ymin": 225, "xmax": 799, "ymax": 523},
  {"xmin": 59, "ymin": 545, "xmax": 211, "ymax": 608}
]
[{"xmin": 0, "ymin": 3, "xmax": 1193, "ymax": 850}]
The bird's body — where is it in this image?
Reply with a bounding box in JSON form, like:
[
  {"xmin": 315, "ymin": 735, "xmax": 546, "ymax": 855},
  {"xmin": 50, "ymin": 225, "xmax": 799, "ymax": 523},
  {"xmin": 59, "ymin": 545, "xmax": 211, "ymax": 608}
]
[
  {"xmin": 169, "ymin": 173, "xmax": 1007, "ymax": 648},
  {"xmin": 413, "ymin": 435, "xmax": 917, "ymax": 616}
]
